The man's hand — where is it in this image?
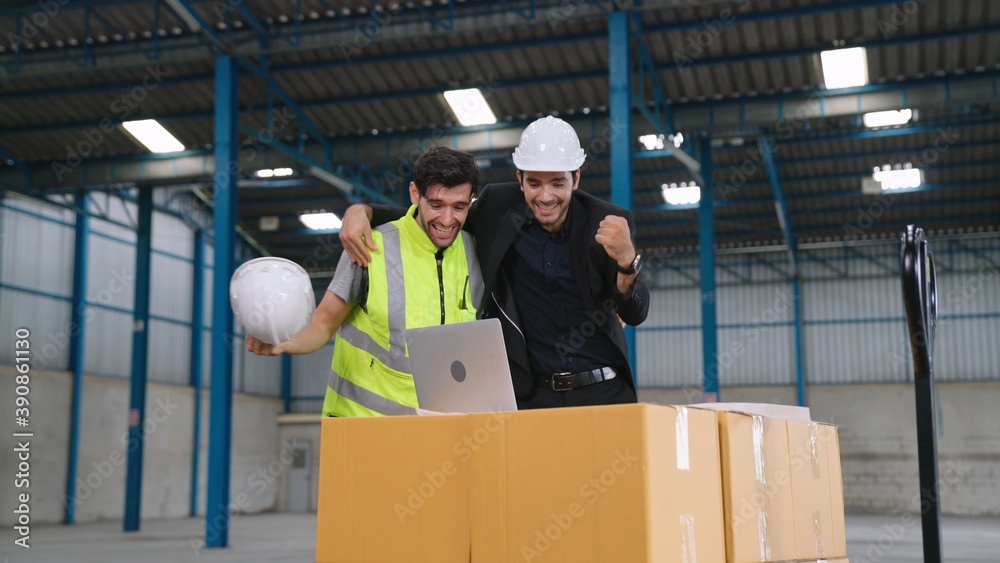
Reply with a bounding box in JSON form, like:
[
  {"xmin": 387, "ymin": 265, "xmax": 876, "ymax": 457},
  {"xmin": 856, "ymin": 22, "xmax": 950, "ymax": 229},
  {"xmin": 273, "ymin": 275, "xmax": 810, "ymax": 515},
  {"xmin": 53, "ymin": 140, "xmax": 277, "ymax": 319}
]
[
  {"xmin": 595, "ymin": 215, "xmax": 636, "ymax": 269},
  {"xmin": 246, "ymin": 334, "xmax": 288, "ymax": 356},
  {"xmin": 338, "ymin": 204, "xmax": 378, "ymax": 266}
]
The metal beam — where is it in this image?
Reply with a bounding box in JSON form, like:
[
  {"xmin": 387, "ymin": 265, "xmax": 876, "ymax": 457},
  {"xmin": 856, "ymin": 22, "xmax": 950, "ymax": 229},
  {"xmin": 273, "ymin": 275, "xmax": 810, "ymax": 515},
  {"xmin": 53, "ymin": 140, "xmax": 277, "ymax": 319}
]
[
  {"xmin": 206, "ymin": 54, "xmax": 238, "ymax": 549},
  {"xmin": 123, "ymin": 187, "xmax": 153, "ymax": 532},
  {"xmin": 189, "ymin": 227, "xmax": 205, "ymax": 518},
  {"xmin": 758, "ymin": 136, "xmax": 797, "ymax": 272},
  {"xmin": 698, "ymin": 136, "xmax": 719, "ymax": 402},
  {"xmin": 609, "ymin": 10, "xmax": 637, "ymax": 384},
  {"xmin": 653, "ymin": 22, "xmax": 1000, "ymax": 72},
  {"xmin": 282, "ymin": 355, "xmax": 293, "ymax": 414},
  {"xmin": 64, "ymin": 190, "xmax": 89, "ymax": 525}
]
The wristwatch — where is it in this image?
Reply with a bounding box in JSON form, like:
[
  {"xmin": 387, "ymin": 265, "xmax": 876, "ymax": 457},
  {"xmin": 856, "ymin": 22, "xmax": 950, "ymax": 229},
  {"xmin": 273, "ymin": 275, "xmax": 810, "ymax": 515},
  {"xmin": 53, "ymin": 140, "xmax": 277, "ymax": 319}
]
[{"xmin": 617, "ymin": 253, "xmax": 642, "ymax": 275}]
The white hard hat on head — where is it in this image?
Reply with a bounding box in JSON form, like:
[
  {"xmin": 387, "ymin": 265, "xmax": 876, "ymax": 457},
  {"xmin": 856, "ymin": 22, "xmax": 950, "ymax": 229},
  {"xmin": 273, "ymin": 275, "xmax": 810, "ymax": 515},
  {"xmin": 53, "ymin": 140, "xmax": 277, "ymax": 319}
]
[
  {"xmin": 229, "ymin": 257, "xmax": 316, "ymax": 345},
  {"xmin": 511, "ymin": 116, "xmax": 586, "ymax": 172}
]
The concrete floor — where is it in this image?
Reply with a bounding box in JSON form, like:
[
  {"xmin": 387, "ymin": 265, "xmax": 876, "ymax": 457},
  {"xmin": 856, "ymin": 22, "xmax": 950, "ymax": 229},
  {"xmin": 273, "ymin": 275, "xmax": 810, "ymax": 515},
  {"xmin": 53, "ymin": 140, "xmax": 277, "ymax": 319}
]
[{"xmin": 1, "ymin": 513, "xmax": 999, "ymax": 562}]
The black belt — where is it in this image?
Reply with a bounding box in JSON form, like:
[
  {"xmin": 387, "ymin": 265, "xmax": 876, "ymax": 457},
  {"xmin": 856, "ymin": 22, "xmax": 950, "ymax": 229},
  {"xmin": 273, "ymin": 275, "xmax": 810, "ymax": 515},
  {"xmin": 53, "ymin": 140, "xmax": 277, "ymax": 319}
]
[{"xmin": 544, "ymin": 366, "xmax": 617, "ymax": 392}]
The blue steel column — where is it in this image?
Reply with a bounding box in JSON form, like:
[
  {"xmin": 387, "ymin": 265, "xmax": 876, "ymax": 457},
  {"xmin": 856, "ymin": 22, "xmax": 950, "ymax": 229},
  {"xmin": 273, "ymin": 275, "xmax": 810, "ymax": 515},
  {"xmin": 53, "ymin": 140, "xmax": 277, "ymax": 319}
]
[
  {"xmin": 206, "ymin": 54, "xmax": 238, "ymax": 549},
  {"xmin": 282, "ymin": 354, "xmax": 292, "ymax": 413},
  {"xmin": 699, "ymin": 137, "xmax": 719, "ymax": 401},
  {"xmin": 124, "ymin": 187, "xmax": 154, "ymax": 532},
  {"xmin": 792, "ymin": 277, "xmax": 806, "ymax": 407},
  {"xmin": 189, "ymin": 228, "xmax": 205, "ymax": 517},
  {"xmin": 65, "ymin": 190, "xmax": 89, "ymax": 524},
  {"xmin": 608, "ymin": 10, "xmax": 637, "ymax": 384},
  {"xmin": 759, "ymin": 136, "xmax": 805, "ymax": 406}
]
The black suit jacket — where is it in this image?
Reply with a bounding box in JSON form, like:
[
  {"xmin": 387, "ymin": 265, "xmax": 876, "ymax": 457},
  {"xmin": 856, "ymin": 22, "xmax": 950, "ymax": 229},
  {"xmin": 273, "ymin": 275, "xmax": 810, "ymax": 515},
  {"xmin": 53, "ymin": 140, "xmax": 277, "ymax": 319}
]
[{"xmin": 371, "ymin": 182, "xmax": 650, "ymax": 398}]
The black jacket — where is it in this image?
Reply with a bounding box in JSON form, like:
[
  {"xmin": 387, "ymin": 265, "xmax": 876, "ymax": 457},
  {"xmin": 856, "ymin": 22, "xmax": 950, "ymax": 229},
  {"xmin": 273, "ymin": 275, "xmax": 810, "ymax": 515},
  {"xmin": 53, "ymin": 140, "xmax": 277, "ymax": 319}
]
[{"xmin": 371, "ymin": 182, "xmax": 650, "ymax": 398}]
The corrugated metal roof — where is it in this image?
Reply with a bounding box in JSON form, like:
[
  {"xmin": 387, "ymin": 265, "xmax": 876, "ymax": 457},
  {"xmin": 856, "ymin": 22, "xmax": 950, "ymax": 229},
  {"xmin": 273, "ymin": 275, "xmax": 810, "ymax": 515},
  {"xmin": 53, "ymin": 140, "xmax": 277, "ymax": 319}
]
[{"xmin": 1, "ymin": 0, "xmax": 998, "ymax": 262}]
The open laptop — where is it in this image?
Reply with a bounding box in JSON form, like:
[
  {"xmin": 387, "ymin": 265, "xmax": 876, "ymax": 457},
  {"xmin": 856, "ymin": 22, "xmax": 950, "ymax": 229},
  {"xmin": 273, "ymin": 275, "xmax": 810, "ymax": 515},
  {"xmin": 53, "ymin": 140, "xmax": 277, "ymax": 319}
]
[{"xmin": 406, "ymin": 318, "xmax": 518, "ymax": 413}]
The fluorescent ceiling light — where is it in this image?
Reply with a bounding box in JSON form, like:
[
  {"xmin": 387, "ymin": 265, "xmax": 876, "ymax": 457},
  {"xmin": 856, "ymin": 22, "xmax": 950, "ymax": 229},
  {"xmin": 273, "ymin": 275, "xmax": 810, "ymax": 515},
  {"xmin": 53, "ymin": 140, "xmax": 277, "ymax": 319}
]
[
  {"xmin": 820, "ymin": 47, "xmax": 868, "ymax": 89},
  {"xmin": 661, "ymin": 182, "xmax": 701, "ymax": 206},
  {"xmin": 121, "ymin": 119, "xmax": 185, "ymax": 153},
  {"xmin": 639, "ymin": 134, "xmax": 664, "ymax": 151},
  {"xmin": 639, "ymin": 133, "xmax": 683, "ymax": 151},
  {"xmin": 873, "ymin": 164, "xmax": 922, "ymax": 191},
  {"xmin": 299, "ymin": 212, "xmax": 342, "ymax": 231},
  {"xmin": 442, "ymin": 88, "xmax": 497, "ymax": 126},
  {"xmin": 255, "ymin": 167, "xmax": 293, "ymax": 178},
  {"xmin": 863, "ymin": 109, "xmax": 913, "ymax": 128}
]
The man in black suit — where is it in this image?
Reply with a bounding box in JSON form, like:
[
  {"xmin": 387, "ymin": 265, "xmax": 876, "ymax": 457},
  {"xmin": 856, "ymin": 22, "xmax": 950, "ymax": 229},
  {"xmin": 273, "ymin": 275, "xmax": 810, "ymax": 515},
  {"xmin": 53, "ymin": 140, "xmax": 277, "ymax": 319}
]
[{"xmin": 339, "ymin": 116, "xmax": 649, "ymax": 408}]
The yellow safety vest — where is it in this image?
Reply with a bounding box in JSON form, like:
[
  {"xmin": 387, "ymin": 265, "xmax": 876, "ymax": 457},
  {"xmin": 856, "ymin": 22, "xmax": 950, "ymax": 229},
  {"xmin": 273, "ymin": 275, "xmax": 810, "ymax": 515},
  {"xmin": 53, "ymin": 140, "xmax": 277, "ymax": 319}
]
[{"xmin": 322, "ymin": 206, "xmax": 482, "ymax": 417}]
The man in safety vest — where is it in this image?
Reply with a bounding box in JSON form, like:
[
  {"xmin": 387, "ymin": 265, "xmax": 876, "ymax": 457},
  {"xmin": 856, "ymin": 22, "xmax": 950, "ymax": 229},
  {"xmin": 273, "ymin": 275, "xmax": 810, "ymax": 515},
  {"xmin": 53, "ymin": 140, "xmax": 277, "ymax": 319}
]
[{"xmin": 246, "ymin": 146, "xmax": 483, "ymax": 417}]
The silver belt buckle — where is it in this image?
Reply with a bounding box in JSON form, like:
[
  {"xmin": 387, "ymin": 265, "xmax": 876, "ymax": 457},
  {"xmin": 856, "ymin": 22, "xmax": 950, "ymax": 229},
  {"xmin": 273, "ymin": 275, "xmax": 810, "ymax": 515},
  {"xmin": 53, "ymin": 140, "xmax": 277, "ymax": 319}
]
[{"xmin": 550, "ymin": 372, "xmax": 575, "ymax": 391}]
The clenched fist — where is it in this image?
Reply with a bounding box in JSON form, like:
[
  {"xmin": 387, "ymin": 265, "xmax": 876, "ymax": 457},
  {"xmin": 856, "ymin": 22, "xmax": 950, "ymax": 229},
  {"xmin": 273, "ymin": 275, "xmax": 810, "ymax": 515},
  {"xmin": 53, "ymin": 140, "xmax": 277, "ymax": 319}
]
[{"xmin": 595, "ymin": 215, "xmax": 636, "ymax": 269}]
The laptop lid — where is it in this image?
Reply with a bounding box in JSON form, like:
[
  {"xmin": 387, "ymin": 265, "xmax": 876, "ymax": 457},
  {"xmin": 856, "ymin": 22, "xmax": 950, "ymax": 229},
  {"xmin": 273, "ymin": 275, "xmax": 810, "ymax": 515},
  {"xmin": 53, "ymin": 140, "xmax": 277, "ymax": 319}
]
[{"xmin": 406, "ymin": 318, "xmax": 518, "ymax": 413}]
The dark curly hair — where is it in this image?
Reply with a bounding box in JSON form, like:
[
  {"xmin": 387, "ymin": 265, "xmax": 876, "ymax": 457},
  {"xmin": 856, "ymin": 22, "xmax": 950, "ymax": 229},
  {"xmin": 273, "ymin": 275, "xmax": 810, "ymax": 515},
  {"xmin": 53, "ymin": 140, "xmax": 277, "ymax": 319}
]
[{"xmin": 413, "ymin": 146, "xmax": 480, "ymax": 198}]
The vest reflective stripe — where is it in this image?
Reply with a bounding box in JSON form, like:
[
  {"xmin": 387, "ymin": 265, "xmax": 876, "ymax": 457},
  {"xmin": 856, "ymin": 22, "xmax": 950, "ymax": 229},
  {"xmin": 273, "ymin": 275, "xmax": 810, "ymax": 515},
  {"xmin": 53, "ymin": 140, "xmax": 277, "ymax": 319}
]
[
  {"xmin": 327, "ymin": 368, "xmax": 417, "ymax": 416},
  {"xmin": 336, "ymin": 323, "xmax": 410, "ymax": 373},
  {"xmin": 462, "ymin": 231, "xmax": 484, "ymax": 311},
  {"xmin": 383, "ymin": 226, "xmax": 408, "ymax": 365}
]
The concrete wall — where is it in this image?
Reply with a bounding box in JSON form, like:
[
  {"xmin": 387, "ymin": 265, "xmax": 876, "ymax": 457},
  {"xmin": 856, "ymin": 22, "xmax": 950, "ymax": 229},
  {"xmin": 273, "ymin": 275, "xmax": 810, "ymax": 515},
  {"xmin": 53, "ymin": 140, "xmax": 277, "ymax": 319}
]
[
  {"xmin": 640, "ymin": 382, "xmax": 1000, "ymax": 516},
  {"xmin": 0, "ymin": 366, "xmax": 283, "ymax": 526}
]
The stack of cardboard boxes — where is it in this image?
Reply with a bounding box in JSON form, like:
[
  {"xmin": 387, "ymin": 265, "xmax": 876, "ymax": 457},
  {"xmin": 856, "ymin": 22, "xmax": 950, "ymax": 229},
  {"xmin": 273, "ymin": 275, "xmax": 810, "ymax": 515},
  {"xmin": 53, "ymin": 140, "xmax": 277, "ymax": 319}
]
[{"xmin": 316, "ymin": 403, "xmax": 847, "ymax": 562}]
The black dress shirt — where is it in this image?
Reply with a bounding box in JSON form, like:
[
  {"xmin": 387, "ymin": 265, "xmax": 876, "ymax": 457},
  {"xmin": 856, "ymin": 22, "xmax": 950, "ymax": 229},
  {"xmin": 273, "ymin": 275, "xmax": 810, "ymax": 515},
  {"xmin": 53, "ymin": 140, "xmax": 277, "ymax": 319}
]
[{"xmin": 505, "ymin": 202, "xmax": 621, "ymax": 378}]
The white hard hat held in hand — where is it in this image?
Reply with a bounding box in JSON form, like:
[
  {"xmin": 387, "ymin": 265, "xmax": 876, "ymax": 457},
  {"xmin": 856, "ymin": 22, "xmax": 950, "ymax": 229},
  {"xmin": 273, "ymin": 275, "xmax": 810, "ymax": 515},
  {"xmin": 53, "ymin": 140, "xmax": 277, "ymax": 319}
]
[
  {"xmin": 229, "ymin": 257, "xmax": 316, "ymax": 345},
  {"xmin": 511, "ymin": 115, "xmax": 586, "ymax": 172}
]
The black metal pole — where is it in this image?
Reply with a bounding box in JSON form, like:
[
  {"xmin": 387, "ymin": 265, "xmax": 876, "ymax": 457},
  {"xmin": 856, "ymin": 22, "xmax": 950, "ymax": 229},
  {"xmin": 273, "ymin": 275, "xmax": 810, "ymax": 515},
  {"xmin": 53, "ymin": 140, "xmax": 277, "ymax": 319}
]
[{"xmin": 900, "ymin": 225, "xmax": 943, "ymax": 563}]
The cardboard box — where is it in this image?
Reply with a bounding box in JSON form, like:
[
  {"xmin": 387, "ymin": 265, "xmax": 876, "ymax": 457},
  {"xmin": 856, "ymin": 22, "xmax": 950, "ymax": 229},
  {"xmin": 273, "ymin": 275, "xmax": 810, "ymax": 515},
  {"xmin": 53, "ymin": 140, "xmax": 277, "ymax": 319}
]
[
  {"xmin": 470, "ymin": 404, "xmax": 726, "ymax": 563},
  {"xmin": 787, "ymin": 421, "xmax": 845, "ymax": 560},
  {"xmin": 826, "ymin": 427, "xmax": 847, "ymax": 556},
  {"xmin": 316, "ymin": 414, "xmax": 474, "ymax": 563},
  {"xmin": 717, "ymin": 411, "xmax": 796, "ymax": 563}
]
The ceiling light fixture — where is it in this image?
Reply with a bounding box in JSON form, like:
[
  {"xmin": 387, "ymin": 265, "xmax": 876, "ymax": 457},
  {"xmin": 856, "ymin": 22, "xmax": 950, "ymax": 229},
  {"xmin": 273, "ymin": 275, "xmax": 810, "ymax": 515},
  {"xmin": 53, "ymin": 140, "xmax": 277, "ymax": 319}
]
[
  {"xmin": 820, "ymin": 47, "xmax": 869, "ymax": 89},
  {"xmin": 442, "ymin": 88, "xmax": 497, "ymax": 126},
  {"xmin": 121, "ymin": 119, "xmax": 185, "ymax": 153}
]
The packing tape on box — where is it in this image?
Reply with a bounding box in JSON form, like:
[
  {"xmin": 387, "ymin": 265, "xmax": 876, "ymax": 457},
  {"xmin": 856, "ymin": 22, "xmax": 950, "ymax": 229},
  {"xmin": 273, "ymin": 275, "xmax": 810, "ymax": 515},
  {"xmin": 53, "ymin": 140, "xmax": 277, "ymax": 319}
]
[
  {"xmin": 676, "ymin": 406, "xmax": 690, "ymax": 471},
  {"xmin": 751, "ymin": 415, "xmax": 772, "ymax": 562},
  {"xmin": 752, "ymin": 415, "xmax": 766, "ymax": 484},
  {"xmin": 813, "ymin": 510, "xmax": 827, "ymax": 557},
  {"xmin": 679, "ymin": 513, "xmax": 697, "ymax": 563},
  {"xmin": 758, "ymin": 507, "xmax": 771, "ymax": 562},
  {"xmin": 810, "ymin": 423, "xmax": 821, "ymax": 479}
]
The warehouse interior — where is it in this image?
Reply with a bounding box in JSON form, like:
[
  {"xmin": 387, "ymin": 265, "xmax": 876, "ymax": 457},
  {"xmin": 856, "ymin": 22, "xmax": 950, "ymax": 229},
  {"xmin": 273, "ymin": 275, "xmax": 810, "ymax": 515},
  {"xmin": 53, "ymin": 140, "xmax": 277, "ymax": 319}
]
[{"xmin": 1, "ymin": 0, "xmax": 999, "ymax": 561}]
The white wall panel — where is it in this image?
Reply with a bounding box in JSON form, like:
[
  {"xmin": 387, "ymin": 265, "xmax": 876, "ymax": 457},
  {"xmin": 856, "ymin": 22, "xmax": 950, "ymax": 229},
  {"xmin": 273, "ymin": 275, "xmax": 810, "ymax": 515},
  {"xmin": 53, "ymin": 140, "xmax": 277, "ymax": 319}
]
[
  {"xmin": 83, "ymin": 308, "xmax": 132, "ymax": 377},
  {"xmin": 1, "ymin": 203, "xmax": 75, "ymax": 295},
  {"xmin": 150, "ymin": 253, "xmax": 193, "ymax": 322},
  {"xmin": 0, "ymin": 289, "xmax": 72, "ymax": 371},
  {"xmin": 147, "ymin": 319, "xmax": 191, "ymax": 385}
]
